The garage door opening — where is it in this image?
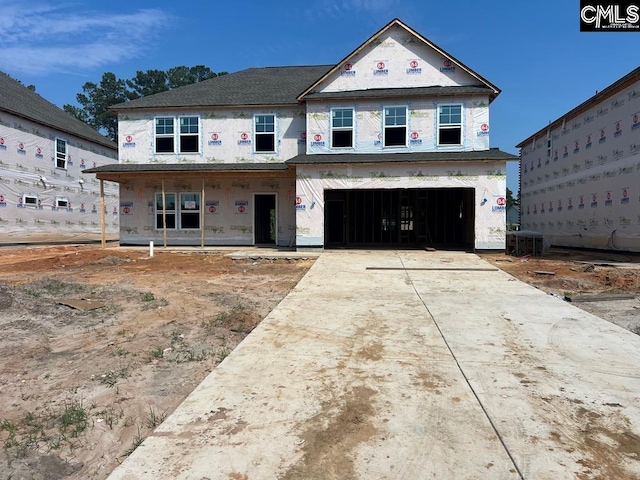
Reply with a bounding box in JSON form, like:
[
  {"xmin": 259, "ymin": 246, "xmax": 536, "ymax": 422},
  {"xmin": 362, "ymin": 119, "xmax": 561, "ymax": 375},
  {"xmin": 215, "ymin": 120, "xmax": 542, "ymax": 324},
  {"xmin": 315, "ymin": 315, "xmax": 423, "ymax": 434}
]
[{"xmin": 324, "ymin": 188, "xmax": 474, "ymax": 249}]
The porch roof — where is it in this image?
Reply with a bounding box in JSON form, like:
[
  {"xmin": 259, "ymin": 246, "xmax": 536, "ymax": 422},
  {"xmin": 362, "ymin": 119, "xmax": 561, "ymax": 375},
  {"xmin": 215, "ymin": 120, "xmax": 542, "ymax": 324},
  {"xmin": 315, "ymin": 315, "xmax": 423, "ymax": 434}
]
[{"xmin": 286, "ymin": 149, "xmax": 518, "ymax": 164}]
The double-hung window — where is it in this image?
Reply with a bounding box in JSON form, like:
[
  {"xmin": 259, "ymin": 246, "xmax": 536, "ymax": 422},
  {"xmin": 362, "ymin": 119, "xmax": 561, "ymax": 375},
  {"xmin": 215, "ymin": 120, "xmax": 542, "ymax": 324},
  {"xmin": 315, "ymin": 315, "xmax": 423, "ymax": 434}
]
[
  {"xmin": 55, "ymin": 138, "xmax": 67, "ymax": 169},
  {"xmin": 179, "ymin": 117, "xmax": 199, "ymax": 153},
  {"xmin": 255, "ymin": 114, "xmax": 275, "ymax": 152},
  {"xmin": 383, "ymin": 106, "xmax": 407, "ymax": 147},
  {"xmin": 438, "ymin": 105, "xmax": 462, "ymax": 145},
  {"xmin": 154, "ymin": 116, "xmax": 200, "ymax": 154},
  {"xmin": 180, "ymin": 193, "xmax": 201, "ymax": 229},
  {"xmin": 155, "ymin": 193, "xmax": 176, "ymax": 229},
  {"xmin": 331, "ymin": 108, "xmax": 354, "ymax": 148},
  {"xmin": 155, "ymin": 117, "xmax": 175, "ymax": 153}
]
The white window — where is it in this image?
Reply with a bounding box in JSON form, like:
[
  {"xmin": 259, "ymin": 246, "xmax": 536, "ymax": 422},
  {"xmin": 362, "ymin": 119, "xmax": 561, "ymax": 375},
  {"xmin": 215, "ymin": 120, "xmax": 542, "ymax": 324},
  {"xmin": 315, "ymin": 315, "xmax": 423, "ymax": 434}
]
[
  {"xmin": 155, "ymin": 192, "xmax": 176, "ymax": 229},
  {"xmin": 546, "ymin": 137, "xmax": 552, "ymax": 158},
  {"xmin": 55, "ymin": 197, "xmax": 69, "ymax": 208},
  {"xmin": 438, "ymin": 104, "xmax": 462, "ymax": 145},
  {"xmin": 254, "ymin": 114, "xmax": 275, "ymax": 153},
  {"xmin": 154, "ymin": 116, "xmax": 200, "ymax": 154},
  {"xmin": 180, "ymin": 193, "xmax": 201, "ymax": 229},
  {"xmin": 22, "ymin": 194, "xmax": 38, "ymax": 206},
  {"xmin": 179, "ymin": 117, "xmax": 199, "ymax": 153},
  {"xmin": 55, "ymin": 138, "xmax": 67, "ymax": 169},
  {"xmin": 331, "ymin": 108, "xmax": 354, "ymax": 148},
  {"xmin": 383, "ymin": 106, "xmax": 407, "ymax": 147}
]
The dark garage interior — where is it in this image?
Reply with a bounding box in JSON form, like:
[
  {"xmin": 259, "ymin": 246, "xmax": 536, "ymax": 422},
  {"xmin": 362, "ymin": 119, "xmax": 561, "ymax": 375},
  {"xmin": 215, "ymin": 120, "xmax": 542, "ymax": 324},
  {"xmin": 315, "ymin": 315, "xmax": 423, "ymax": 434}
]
[{"xmin": 324, "ymin": 188, "xmax": 475, "ymax": 249}]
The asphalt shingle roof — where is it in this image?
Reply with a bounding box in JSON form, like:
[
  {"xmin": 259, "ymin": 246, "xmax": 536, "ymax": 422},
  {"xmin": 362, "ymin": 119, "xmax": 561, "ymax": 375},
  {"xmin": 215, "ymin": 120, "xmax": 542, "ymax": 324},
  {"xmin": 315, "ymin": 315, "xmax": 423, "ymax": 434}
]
[
  {"xmin": 286, "ymin": 149, "xmax": 518, "ymax": 165},
  {"xmin": 111, "ymin": 66, "xmax": 334, "ymax": 110},
  {"xmin": 0, "ymin": 72, "xmax": 116, "ymax": 151},
  {"xmin": 302, "ymin": 86, "xmax": 493, "ymax": 100},
  {"xmin": 83, "ymin": 162, "xmax": 291, "ymax": 174}
]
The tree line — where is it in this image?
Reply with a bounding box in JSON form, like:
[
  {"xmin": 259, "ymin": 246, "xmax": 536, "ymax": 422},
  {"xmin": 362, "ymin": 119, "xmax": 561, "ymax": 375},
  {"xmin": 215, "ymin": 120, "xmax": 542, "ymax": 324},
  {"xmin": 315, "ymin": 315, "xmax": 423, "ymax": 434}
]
[{"xmin": 63, "ymin": 66, "xmax": 227, "ymax": 142}]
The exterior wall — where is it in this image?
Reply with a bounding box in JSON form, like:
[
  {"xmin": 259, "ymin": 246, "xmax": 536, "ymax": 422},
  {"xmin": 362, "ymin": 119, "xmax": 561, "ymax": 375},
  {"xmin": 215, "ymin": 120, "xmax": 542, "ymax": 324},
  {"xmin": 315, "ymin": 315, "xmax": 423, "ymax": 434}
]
[
  {"xmin": 0, "ymin": 111, "xmax": 119, "ymax": 238},
  {"xmin": 317, "ymin": 26, "xmax": 480, "ymax": 93},
  {"xmin": 118, "ymin": 106, "xmax": 306, "ymax": 165},
  {"xmin": 306, "ymin": 97, "xmax": 490, "ymax": 154},
  {"xmin": 295, "ymin": 161, "xmax": 506, "ymax": 249},
  {"xmin": 520, "ymin": 80, "xmax": 640, "ymax": 252},
  {"xmin": 118, "ymin": 175, "xmax": 296, "ymax": 246}
]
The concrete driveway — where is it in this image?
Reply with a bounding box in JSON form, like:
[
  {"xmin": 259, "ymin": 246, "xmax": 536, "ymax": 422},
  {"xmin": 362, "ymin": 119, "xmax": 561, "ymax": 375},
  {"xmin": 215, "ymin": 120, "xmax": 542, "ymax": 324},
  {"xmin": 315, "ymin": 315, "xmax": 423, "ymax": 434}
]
[{"xmin": 109, "ymin": 250, "xmax": 640, "ymax": 480}]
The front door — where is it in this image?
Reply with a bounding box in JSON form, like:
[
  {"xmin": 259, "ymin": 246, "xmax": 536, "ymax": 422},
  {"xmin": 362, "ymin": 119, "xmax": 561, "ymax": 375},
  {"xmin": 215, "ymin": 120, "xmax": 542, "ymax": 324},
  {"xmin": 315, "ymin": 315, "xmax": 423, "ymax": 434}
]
[{"xmin": 254, "ymin": 194, "xmax": 276, "ymax": 244}]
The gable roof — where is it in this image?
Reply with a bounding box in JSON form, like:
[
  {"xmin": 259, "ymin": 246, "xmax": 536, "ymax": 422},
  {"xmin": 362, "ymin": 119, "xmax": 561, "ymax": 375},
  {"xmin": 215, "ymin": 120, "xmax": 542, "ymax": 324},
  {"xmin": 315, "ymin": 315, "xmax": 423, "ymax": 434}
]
[
  {"xmin": 0, "ymin": 72, "xmax": 116, "ymax": 151},
  {"xmin": 111, "ymin": 65, "xmax": 333, "ymax": 111},
  {"xmin": 297, "ymin": 18, "xmax": 501, "ymax": 102},
  {"xmin": 516, "ymin": 66, "xmax": 640, "ymax": 148}
]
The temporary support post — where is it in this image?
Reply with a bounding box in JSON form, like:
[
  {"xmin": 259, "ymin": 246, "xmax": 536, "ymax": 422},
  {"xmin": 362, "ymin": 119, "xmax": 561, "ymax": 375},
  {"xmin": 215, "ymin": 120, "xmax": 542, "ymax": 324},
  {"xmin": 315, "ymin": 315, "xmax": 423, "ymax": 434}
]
[
  {"xmin": 161, "ymin": 179, "xmax": 167, "ymax": 248},
  {"xmin": 201, "ymin": 178, "xmax": 205, "ymax": 248},
  {"xmin": 100, "ymin": 179, "xmax": 106, "ymax": 248}
]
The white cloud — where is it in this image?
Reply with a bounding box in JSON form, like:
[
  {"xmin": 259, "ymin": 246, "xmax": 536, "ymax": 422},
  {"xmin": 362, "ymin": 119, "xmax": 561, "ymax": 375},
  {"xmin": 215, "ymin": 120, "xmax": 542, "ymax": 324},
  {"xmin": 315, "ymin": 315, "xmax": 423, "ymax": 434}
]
[{"xmin": 0, "ymin": 1, "xmax": 173, "ymax": 75}]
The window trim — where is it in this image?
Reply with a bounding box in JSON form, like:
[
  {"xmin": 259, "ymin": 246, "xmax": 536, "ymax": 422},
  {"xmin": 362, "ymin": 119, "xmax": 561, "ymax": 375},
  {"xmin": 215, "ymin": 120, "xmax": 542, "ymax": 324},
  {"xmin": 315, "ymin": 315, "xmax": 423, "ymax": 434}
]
[
  {"xmin": 55, "ymin": 137, "xmax": 67, "ymax": 169},
  {"xmin": 55, "ymin": 197, "xmax": 69, "ymax": 208},
  {"xmin": 330, "ymin": 107, "xmax": 355, "ymax": 149},
  {"xmin": 22, "ymin": 194, "xmax": 38, "ymax": 206},
  {"xmin": 383, "ymin": 105, "xmax": 408, "ymax": 148},
  {"xmin": 154, "ymin": 116, "xmax": 201, "ymax": 155},
  {"xmin": 437, "ymin": 103, "xmax": 463, "ymax": 147},
  {"xmin": 155, "ymin": 192, "xmax": 177, "ymax": 230},
  {"xmin": 254, "ymin": 114, "xmax": 276, "ymax": 153},
  {"xmin": 179, "ymin": 192, "xmax": 201, "ymax": 230},
  {"xmin": 178, "ymin": 116, "xmax": 200, "ymax": 154}
]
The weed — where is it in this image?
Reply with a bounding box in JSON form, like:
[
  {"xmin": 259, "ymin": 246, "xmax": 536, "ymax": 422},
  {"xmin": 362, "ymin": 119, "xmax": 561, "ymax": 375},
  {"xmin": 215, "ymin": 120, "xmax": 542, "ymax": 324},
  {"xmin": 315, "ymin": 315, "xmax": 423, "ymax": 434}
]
[
  {"xmin": 149, "ymin": 346, "xmax": 164, "ymax": 359},
  {"xmin": 145, "ymin": 406, "xmax": 167, "ymax": 429},
  {"xmin": 59, "ymin": 400, "xmax": 91, "ymax": 438},
  {"xmin": 217, "ymin": 346, "xmax": 231, "ymax": 363},
  {"xmin": 141, "ymin": 291, "xmax": 155, "ymax": 302},
  {"xmin": 122, "ymin": 425, "xmax": 144, "ymax": 458},
  {"xmin": 112, "ymin": 345, "xmax": 128, "ymax": 357}
]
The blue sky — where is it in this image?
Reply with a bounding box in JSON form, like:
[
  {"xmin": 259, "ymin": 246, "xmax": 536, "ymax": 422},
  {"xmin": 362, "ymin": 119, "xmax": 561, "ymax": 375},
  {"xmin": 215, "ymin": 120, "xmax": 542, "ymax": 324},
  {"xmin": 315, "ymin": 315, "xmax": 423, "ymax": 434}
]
[{"xmin": 1, "ymin": 0, "xmax": 638, "ymax": 193}]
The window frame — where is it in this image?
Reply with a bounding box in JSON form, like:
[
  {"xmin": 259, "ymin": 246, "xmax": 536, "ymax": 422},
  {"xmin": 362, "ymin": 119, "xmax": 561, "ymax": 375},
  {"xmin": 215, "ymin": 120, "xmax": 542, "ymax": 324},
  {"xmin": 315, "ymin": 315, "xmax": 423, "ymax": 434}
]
[
  {"xmin": 155, "ymin": 192, "xmax": 177, "ymax": 230},
  {"xmin": 55, "ymin": 197, "xmax": 69, "ymax": 208},
  {"xmin": 154, "ymin": 116, "xmax": 201, "ymax": 154},
  {"xmin": 179, "ymin": 192, "xmax": 201, "ymax": 230},
  {"xmin": 383, "ymin": 105, "xmax": 407, "ymax": 148},
  {"xmin": 55, "ymin": 138, "xmax": 67, "ymax": 169},
  {"xmin": 437, "ymin": 104, "xmax": 463, "ymax": 147},
  {"xmin": 22, "ymin": 194, "xmax": 38, "ymax": 207},
  {"xmin": 330, "ymin": 107, "xmax": 354, "ymax": 149},
  {"xmin": 254, "ymin": 114, "xmax": 276, "ymax": 153},
  {"xmin": 178, "ymin": 116, "xmax": 200, "ymax": 154}
]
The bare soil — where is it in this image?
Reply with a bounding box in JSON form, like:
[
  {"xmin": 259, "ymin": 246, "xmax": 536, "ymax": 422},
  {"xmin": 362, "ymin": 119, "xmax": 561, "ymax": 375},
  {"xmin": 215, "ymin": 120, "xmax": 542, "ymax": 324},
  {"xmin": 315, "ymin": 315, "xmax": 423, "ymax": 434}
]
[
  {"xmin": 0, "ymin": 244, "xmax": 314, "ymax": 480},
  {"xmin": 1, "ymin": 245, "xmax": 638, "ymax": 480}
]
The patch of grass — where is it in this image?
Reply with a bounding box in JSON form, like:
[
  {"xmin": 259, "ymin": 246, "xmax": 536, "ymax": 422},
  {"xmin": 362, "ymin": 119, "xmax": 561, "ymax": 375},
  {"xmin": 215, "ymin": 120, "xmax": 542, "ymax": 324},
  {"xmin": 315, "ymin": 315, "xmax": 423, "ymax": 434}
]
[
  {"xmin": 59, "ymin": 400, "xmax": 91, "ymax": 438},
  {"xmin": 145, "ymin": 406, "xmax": 167, "ymax": 429},
  {"xmin": 216, "ymin": 346, "xmax": 231, "ymax": 363},
  {"xmin": 24, "ymin": 278, "xmax": 84, "ymax": 297},
  {"xmin": 149, "ymin": 346, "xmax": 164, "ymax": 360},
  {"xmin": 122, "ymin": 425, "xmax": 144, "ymax": 458},
  {"xmin": 141, "ymin": 291, "xmax": 155, "ymax": 302}
]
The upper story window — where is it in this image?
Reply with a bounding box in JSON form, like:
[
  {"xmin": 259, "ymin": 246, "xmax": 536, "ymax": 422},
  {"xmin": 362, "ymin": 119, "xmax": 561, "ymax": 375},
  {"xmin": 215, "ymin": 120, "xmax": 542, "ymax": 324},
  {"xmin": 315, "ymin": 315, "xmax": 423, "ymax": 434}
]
[
  {"xmin": 331, "ymin": 108, "xmax": 354, "ymax": 148},
  {"xmin": 55, "ymin": 138, "xmax": 67, "ymax": 169},
  {"xmin": 438, "ymin": 105, "xmax": 462, "ymax": 145},
  {"xmin": 383, "ymin": 106, "xmax": 407, "ymax": 147},
  {"xmin": 179, "ymin": 117, "xmax": 199, "ymax": 153},
  {"xmin": 154, "ymin": 116, "xmax": 200, "ymax": 154},
  {"xmin": 255, "ymin": 114, "xmax": 275, "ymax": 153}
]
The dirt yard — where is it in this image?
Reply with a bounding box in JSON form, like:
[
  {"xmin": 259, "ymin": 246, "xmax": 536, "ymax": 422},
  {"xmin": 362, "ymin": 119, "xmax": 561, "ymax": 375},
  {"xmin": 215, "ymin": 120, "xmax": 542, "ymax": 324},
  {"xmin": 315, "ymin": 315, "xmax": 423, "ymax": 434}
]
[
  {"xmin": 0, "ymin": 244, "xmax": 314, "ymax": 480},
  {"xmin": 0, "ymin": 245, "xmax": 638, "ymax": 480}
]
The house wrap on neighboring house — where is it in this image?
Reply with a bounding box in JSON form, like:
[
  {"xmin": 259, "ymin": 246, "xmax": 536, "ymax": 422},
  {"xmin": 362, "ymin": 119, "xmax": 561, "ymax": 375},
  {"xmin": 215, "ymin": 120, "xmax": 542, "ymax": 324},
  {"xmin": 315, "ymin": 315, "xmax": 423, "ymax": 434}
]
[
  {"xmin": 517, "ymin": 67, "xmax": 640, "ymax": 253},
  {"xmin": 85, "ymin": 18, "xmax": 516, "ymax": 251},
  {"xmin": 0, "ymin": 72, "xmax": 119, "ymax": 241}
]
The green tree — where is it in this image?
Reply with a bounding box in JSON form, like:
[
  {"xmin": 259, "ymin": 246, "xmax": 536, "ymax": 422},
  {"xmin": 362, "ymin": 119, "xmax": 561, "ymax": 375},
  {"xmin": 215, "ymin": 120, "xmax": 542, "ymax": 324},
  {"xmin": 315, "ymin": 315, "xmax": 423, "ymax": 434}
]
[
  {"xmin": 506, "ymin": 187, "xmax": 520, "ymax": 209},
  {"xmin": 64, "ymin": 66, "xmax": 227, "ymax": 142},
  {"xmin": 64, "ymin": 72, "xmax": 133, "ymax": 142}
]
